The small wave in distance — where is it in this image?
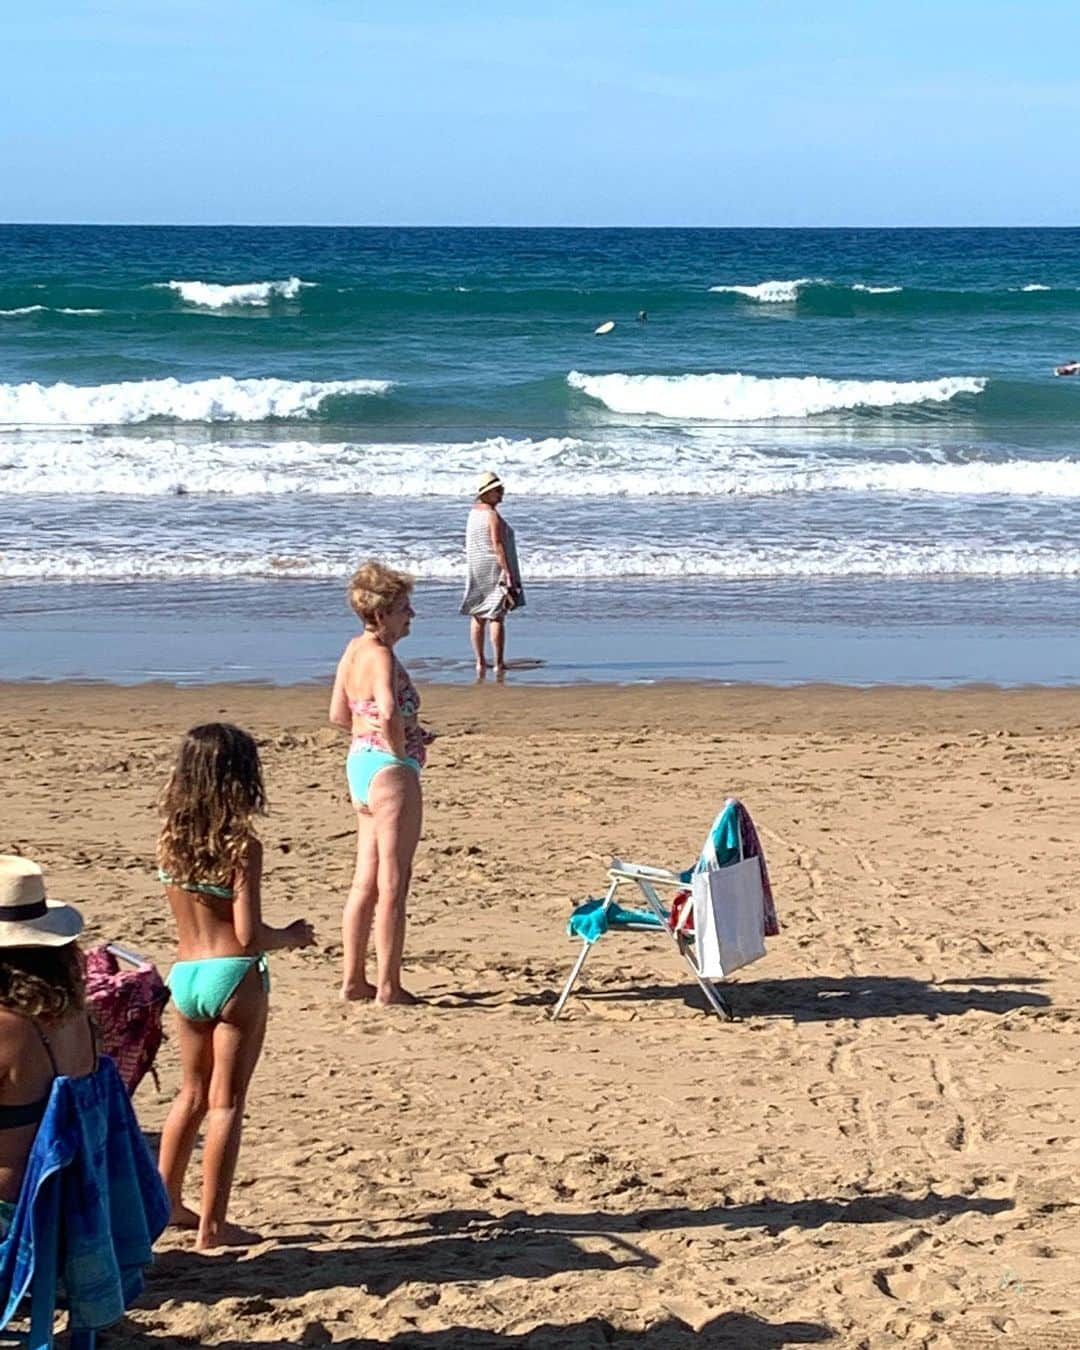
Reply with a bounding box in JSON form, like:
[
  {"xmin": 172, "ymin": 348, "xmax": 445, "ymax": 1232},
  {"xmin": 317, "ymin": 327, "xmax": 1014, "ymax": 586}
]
[{"xmin": 162, "ymin": 277, "xmax": 313, "ymax": 309}]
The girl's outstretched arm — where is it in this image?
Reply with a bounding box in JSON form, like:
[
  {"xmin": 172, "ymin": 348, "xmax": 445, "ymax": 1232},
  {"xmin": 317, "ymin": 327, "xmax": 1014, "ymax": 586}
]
[{"xmin": 234, "ymin": 840, "xmax": 314, "ymax": 953}]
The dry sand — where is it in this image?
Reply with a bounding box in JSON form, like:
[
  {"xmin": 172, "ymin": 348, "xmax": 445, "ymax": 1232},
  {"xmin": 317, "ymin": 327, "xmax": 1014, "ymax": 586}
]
[{"xmin": 1, "ymin": 681, "xmax": 1078, "ymax": 1349}]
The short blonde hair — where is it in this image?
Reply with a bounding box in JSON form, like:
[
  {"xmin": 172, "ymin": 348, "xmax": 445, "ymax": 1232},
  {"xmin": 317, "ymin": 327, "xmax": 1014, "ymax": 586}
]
[{"xmin": 348, "ymin": 559, "xmax": 414, "ymax": 625}]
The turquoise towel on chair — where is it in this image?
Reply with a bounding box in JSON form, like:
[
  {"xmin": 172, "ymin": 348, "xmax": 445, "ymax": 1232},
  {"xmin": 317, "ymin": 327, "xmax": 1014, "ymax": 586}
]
[
  {"xmin": 679, "ymin": 798, "xmax": 741, "ymax": 882},
  {"xmin": 568, "ymin": 899, "xmax": 665, "ymax": 944}
]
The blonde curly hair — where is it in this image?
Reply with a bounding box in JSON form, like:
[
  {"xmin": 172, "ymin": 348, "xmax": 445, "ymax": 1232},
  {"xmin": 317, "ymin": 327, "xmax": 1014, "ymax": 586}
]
[
  {"xmin": 347, "ymin": 559, "xmax": 414, "ymax": 626},
  {"xmin": 157, "ymin": 723, "xmax": 266, "ymax": 891}
]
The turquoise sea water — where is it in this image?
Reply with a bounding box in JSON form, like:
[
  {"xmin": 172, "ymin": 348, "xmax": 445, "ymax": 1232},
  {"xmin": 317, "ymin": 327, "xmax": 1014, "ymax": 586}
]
[{"xmin": 1, "ymin": 225, "xmax": 1078, "ymax": 683}]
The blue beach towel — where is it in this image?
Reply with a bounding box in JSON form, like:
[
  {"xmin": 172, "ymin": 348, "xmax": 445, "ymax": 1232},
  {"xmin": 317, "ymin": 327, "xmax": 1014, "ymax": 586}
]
[{"xmin": 0, "ymin": 1055, "xmax": 169, "ymax": 1332}]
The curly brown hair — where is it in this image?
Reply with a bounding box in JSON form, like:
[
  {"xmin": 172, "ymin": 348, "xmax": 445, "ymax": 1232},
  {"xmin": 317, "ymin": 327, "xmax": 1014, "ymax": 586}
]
[
  {"xmin": 0, "ymin": 945, "xmax": 85, "ymax": 1021},
  {"xmin": 347, "ymin": 559, "xmax": 414, "ymax": 626},
  {"xmin": 157, "ymin": 723, "xmax": 266, "ymax": 890}
]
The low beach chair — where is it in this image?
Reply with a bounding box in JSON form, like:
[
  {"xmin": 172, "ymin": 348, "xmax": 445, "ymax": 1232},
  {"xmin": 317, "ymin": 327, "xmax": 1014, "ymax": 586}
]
[{"xmin": 552, "ymin": 798, "xmax": 777, "ymax": 1022}]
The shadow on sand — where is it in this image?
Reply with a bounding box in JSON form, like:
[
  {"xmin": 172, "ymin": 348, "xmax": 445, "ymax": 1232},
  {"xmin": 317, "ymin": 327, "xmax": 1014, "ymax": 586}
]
[
  {"xmin": 110, "ymin": 1311, "xmax": 835, "ymax": 1349},
  {"xmin": 533, "ymin": 972, "xmax": 1050, "ymax": 1021},
  {"xmin": 136, "ymin": 1188, "xmax": 1010, "ymax": 1312}
]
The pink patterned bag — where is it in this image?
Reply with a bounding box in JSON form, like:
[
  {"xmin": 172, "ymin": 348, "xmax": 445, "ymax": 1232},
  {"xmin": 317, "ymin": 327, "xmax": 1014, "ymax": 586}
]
[{"xmin": 84, "ymin": 944, "xmax": 170, "ymax": 1096}]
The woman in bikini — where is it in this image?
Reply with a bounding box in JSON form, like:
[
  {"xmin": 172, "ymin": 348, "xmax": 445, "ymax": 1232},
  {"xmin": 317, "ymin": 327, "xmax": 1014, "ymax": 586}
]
[
  {"xmin": 329, "ymin": 560, "xmax": 432, "ymax": 1006},
  {"xmin": 156, "ymin": 723, "xmax": 315, "ymax": 1250},
  {"xmin": 0, "ymin": 853, "xmax": 168, "ymax": 1301},
  {"xmin": 0, "ymin": 855, "xmax": 95, "ymax": 1242}
]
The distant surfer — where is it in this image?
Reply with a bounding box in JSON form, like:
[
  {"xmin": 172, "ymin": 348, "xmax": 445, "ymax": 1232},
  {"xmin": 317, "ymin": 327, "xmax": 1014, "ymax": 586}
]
[
  {"xmin": 637, "ymin": 310, "xmax": 648, "ymax": 322},
  {"xmin": 1054, "ymin": 359, "xmax": 1080, "ymax": 377}
]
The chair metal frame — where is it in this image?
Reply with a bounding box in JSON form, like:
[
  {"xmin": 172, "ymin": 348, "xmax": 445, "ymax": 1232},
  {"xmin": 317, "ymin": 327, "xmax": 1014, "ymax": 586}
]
[{"xmin": 551, "ymin": 857, "xmax": 734, "ymax": 1021}]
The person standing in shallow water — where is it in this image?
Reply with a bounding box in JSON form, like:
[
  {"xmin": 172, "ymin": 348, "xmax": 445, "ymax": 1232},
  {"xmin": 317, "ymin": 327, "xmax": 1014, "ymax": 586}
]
[{"xmin": 460, "ymin": 470, "xmax": 525, "ymax": 678}]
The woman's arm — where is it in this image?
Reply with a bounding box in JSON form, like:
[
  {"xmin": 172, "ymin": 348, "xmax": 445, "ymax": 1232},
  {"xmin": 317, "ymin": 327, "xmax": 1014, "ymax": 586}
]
[
  {"xmin": 328, "ymin": 645, "xmax": 353, "ymax": 729},
  {"xmin": 486, "ymin": 508, "xmax": 513, "ymax": 582},
  {"xmin": 371, "ymin": 645, "xmax": 407, "ymax": 758},
  {"xmin": 233, "ymin": 839, "xmax": 314, "ymax": 953}
]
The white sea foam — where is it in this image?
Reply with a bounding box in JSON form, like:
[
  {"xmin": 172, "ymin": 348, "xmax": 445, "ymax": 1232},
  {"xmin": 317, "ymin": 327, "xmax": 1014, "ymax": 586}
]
[
  {"xmin": 708, "ymin": 278, "xmax": 815, "ymax": 303},
  {"xmin": 0, "ymin": 435, "xmax": 583, "ymax": 495},
  {"xmin": 568, "ymin": 370, "xmax": 985, "ymax": 421},
  {"xmin": 0, "ymin": 306, "xmax": 104, "ymax": 317},
  {"xmin": 1020, "ymin": 283, "xmax": 1051, "ymax": 292},
  {"xmin": 1, "ymin": 433, "xmax": 1075, "ymax": 499},
  {"xmin": 709, "ymin": 280, "xmax": 905, "ymax": 300},
  {"xmin": 0, "ymin": 375, "xmax": 391, "ymax": 427},
  {"xmin": 3, "ymin": 538, "xmax": 1079, "ymax": 583},
  {"xmin": 163, "ymin": 277, "xmax": 312, "ymax": 309}
]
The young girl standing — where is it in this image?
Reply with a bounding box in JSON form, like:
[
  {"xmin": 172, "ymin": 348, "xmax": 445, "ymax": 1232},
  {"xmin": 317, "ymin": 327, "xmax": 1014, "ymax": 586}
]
[{"xmin": 156, "ymin": 722, "xmax": 314, "ymax": 1250}]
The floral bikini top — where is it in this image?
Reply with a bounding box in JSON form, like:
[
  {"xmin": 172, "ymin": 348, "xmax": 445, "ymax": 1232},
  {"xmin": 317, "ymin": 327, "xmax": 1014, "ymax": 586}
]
[{"xmin": 349, "ymin": 658, "xmax": 431, "ymax": 766}]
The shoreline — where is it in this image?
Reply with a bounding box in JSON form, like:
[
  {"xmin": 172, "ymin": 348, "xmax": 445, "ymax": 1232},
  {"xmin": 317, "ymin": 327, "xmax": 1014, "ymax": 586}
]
[
  {"xmin": 5, "ymin": 576, "xmax": 1080, "ymax": 689},
  {"xmin": 6, "ymin": 678, "xmax": 1080, "ymax": 735},
  {"xmin": 3, "ymin": 665, "xmax": 1080, "ymax": 691}
]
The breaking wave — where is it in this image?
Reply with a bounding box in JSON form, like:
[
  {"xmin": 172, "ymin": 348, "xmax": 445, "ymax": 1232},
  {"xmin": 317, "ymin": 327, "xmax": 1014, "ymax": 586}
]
[
  {"xmin": 4, "ymin": 539, "xmax": 1079, "ymax": 583},
  {"xmin": 2, "ymin": 432, "xmax": 1075, "ymax": 499},
  {"xmin": 567, "ymin": 371, "xmax": 986, "ymax": 421},
  {"xmin": 0, "ymin": 375, "xmax": 392, "ymax": 427},
  {"xmin": 708, "ymin": 277, "xmax": 817, "ymax": 303},
  {"xmin": 163, "ymin": 277, "xmax": 312, "ymax": 309}
]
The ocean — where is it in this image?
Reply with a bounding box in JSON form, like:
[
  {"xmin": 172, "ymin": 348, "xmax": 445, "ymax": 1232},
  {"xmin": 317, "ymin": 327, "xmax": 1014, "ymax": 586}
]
[{"xmin": 1, "ymin": 224, "xmax": 1078, "ymax": 685}]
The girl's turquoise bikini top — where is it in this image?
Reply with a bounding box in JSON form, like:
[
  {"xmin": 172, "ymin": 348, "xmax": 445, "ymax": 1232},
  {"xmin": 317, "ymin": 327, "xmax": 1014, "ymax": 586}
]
[{"xmin": 157, "ymin": 869, "xmax": 235, "ymax": 901}]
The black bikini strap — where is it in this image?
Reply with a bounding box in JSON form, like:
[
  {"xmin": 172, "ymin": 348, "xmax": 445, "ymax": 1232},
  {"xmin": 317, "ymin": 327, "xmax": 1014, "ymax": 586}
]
[{"xmin": 31, "ymin": 1021, "xmax": 60, "ymax": 1077}]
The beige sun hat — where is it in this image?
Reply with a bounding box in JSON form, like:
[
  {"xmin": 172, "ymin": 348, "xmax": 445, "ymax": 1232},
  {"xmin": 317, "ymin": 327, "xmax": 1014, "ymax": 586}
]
[
  {"xmin": 0, "ymin": 855, "xmax": 84, "ymax": 949},
  {"xmin": 476, "ymin": 470, "xmax": 504, "ymax": 497}
]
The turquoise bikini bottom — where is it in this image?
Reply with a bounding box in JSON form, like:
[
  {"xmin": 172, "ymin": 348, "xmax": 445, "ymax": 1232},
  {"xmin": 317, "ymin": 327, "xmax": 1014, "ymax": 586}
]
[
  {"xmin": 168, "ymin": 954, "xmax": 270, "ymax": 1022},
  {"xmin": 347, "ymin": 747, "xmax": 421, "ymax": 807}
]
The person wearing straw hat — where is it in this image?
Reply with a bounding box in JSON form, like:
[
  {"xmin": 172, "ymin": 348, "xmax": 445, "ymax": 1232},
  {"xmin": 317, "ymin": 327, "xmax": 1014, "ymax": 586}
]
[
  {"xmin": 0, "ymin": 854, "xmax": 93, "ymax": 1239},
  {"xmin": 460, "ymin": 470, "xmax": 525, "ymax": 678}
]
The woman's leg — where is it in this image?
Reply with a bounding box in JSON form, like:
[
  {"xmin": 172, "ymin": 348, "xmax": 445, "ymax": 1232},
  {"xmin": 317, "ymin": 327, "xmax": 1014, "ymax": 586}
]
[
  {"xmin": 341, "ymin": 806, "xmax": 378, "ymax": 999},
  {"xmin": 196, "ymin": 966, "xmax": 269, "ymax": 1250},
  {"xmin": 158, "ymin": 1012, "xmax": 214, "ymax": 1227},
  {"xmin": 490, "ymin": 618, "xmax": 506, "ymax": 672},
  {"xmin": 470, "ymin": 616, "xmax": 488, "ymax": 675},
  {"xmin": 368, "ymin": 765, "xmax": 423, "ymax": 1005}
]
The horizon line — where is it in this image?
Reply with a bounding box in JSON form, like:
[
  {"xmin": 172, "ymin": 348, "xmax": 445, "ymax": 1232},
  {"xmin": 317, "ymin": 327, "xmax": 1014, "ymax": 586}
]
[{"xmin": 3, "ymin": 220, "xmax": 1080, "ymax": 231}]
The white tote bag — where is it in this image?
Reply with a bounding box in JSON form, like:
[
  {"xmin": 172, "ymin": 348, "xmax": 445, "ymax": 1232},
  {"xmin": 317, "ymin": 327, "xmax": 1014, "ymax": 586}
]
[{"xmin": 691, "ymin": 853, "xmax": 767, "ymax": 979}]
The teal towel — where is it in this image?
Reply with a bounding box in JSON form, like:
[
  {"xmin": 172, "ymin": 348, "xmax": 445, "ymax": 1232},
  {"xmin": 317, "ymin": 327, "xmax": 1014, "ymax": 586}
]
[
  {"xmin": 568, "ymin": 898, "xmax": 665, "ymax": 944},
  {"xmin": 679, "ymin": 798, "xmax": 741, "ymax": 882}
]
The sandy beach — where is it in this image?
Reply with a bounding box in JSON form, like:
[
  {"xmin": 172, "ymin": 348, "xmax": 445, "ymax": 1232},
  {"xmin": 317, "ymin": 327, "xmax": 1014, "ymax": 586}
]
[{"xmin": 2, "ymin": 680, "xmax": 1078, "ymax": 1349}]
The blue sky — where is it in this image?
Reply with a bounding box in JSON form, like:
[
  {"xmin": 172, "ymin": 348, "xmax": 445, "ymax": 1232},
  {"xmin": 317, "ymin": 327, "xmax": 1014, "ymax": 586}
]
[{"xmin": 3, "ymin": 0, "xmax": 1078, "ymax": 226}]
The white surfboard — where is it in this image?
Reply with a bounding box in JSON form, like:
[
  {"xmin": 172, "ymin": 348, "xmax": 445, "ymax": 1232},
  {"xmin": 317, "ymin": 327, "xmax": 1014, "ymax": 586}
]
[{"xmin": 594, "ymin": 320, "xmax": 615, "ymax": 335}]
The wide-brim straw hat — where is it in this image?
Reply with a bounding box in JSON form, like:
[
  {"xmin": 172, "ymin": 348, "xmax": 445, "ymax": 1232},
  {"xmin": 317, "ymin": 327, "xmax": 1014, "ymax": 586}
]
[
  {"xmin": 0, "ymin": 855, "xmax": 84, "ymax": 948},
  {"xmin": 476, "ymin": 470, "xmax": 504, "ymax": 497}
]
